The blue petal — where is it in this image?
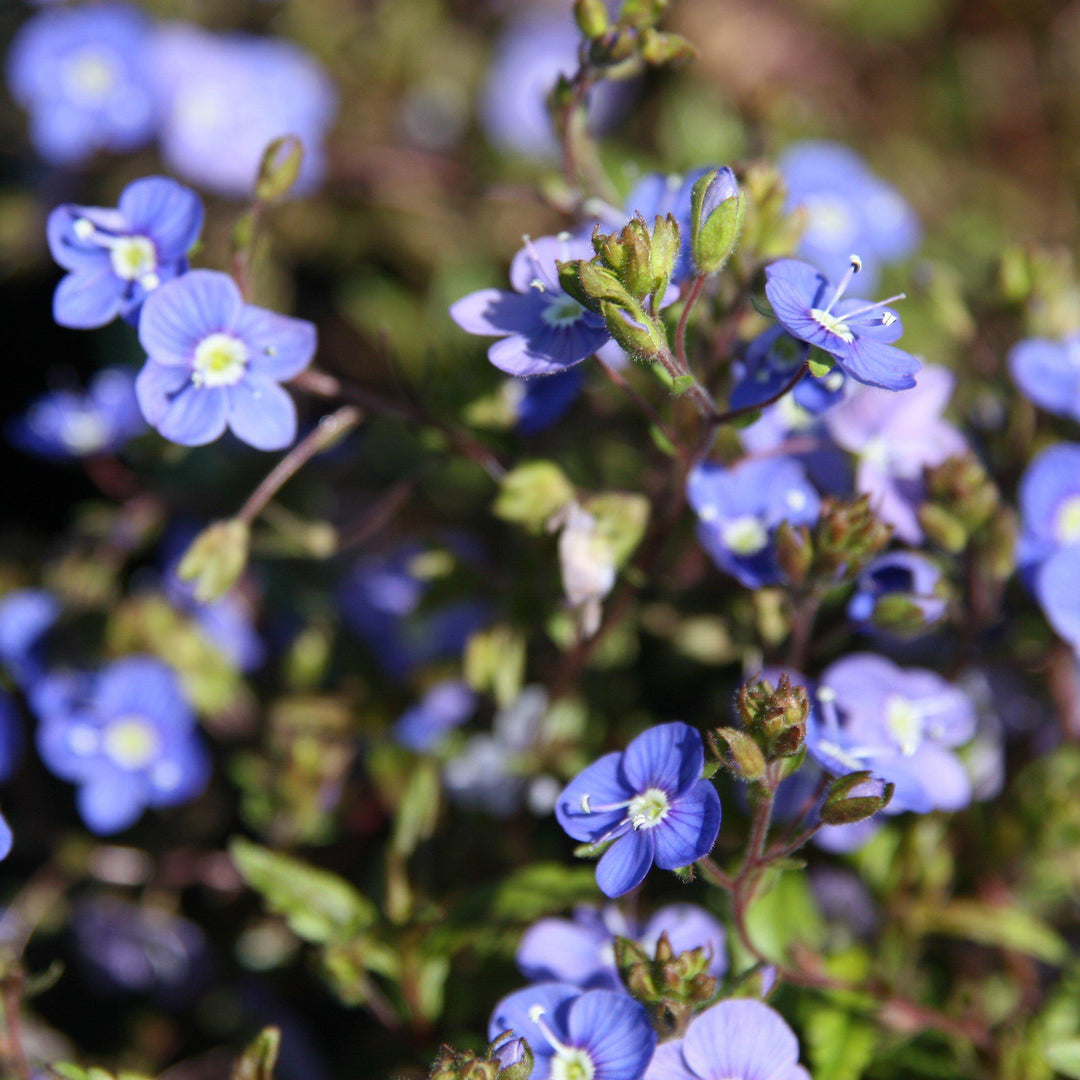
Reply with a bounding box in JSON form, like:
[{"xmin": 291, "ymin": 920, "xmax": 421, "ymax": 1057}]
[
  {"xmin": 77, "ymin": 769, "xmax": 150, "ymax": 835},
  {"xmin": 1009, "ymin": 338, "xmax": 1080, "ymax": 419},
  {"xmin": 119, "ymin": 176, "xmax": 204, "ymax": 260},
  {"xmin": 1019, "ymin": 443, "xmax": 1080, "ymax": 553},
  {"xmin": 234, "ymin": 307, "xmax": 317, "ymax": 382},
  {"xmin": 95, "ymin": 656, "xmax": 191, "ymax": 731},
  {"xmin": 566, "ymin": 991, "xmax": 656, "ymax": 1080},
  {"xmin": 135, "ymin": 360, "xmax": 191, "ymax": 427},
  {"xmin": 1036, "ymin": 546, "xmax": 1080, "ymax": 650},
  {"xmin": 450, "ymin": 289, "xmax": 544, "ymax": 337},
  {"xmin": 225, "ymin": 377, "xmax": 298, "ymax": 451},
  {"xmin": 488, "ymin": 981, "xmax": 580, "ymax": 1072},
  {"xmin": 139, "ymin": 270, "xmax": 243, "ymax": 366},
  {"xmin": 653, "ymin": 781, "xmax": 722, "ymax": 870},
  {"xmin": 516, "ymin": 917, "xmax": 615, "ymax": 987},
  {"xmin": 836, "ymin": 337, "xmax": 920, "ymax": 391},
  {"xmin": 0, "ymin": 813, "xmax": 12, "ymax": 862},
  {"xmin": 54, "ymin": 265, "xmax": 126, "ymax": 329},
  {"xmin": 642, "ymin": 1040, "xmax": 696, "ymax": 1080},
  {"xmin": 156, "ymin": 383, "xmax": 229, "ymax": 447},
  {"xmin": 556, "ymin": 751, "xmax": 632, "ymax": 843},
  {"xmin": 596, "ymin": 829, "xmax": 654, "ymax": 898},
  {"xmin": 682, "ymin": 1000, "xmax": 800, "ymax": 1080},
  {"xmin": 622, "ymin": 722, "xmax": 704, "ymax": 795}
]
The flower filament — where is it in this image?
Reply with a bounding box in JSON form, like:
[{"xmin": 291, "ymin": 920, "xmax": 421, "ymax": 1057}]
[{"xmin": 527, "ymin": 1006, "xmax": 596, "ymax": 1080}]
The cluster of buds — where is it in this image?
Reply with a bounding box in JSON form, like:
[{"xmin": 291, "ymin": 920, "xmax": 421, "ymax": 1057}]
[
  {"xmin": 919, "ymin": 452, "xmax": 1016, "ymax": 582},
  {"xmin": 776, "ymin": 495, "xmax": 892, "ymax": 588},
  {"xmin": 429, "ymin": 1035, "xmax": 533, "ymax": 1080},
  {"xmin": 708, "ymin": 673, "xmax": 810, "ymax": 780},
  {"xmin": 570, "ymin": 0, "xmax": 695, "ymax": 75},
  {"xmin": 614, "ymin": 933, "xmax": 718, "ymax": 1039}
]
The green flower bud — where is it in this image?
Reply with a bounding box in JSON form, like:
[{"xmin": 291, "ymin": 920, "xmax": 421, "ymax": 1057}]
[
  {"xmin": 690, "ymin": 168, "xmax": 744, "ymax": 276},
  {"xmin": 178, "ymin": 519, "xmax": 250, "ymax": 603},
  {"xmin": 600, "ymin": 300, "xmax": 669, "ymax": 360},
  {"xmin": 918, "ymin": 503, "xmax": 969, "ymax": 554},
  {"xmin": 820, "ymin": 770, "xmax": 894, "ymax": 825},
  {"xmin": 707, "ymin": 726, "xmax": 766, "ymax": 781},
  {"xmin": 775, "ymin": 521, "xmax": 813, "ymax": 588},
  {"xmin": 255, "ymin": 136, "xmax": 304, "ymax": 203},
  {"xmin": 574, "ymin": 0, "xmax": 610, "ymax": 39},
  {"xmin": 639, "ymin": 28, "xmax": 697, "ymax": 67}
]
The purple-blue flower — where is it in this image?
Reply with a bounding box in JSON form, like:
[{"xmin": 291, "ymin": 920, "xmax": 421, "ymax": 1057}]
[
  {"xmin": 765, "ymin": 257, "xmax": 919, "ymax": 391},
  {"xmin": 1017, "ymin": 443, "xmax": 1080, "ymax": 573},
  {"xmin": 32, "ymin": 655, "xmax": 211, "ymax": 835},
  {"xmin": 644, "ymin": 999, "xmax": 808, "ymax": 1080},
  {"xmin": 489, "ymin": 983, "xmax": 656, "ymax": 1080},
  {"xmin": 847, "ymin": 551, "xmax": 947, "ymax": 635},
  {"xmin": 808, "ymin": 653, "xmax": 976, "ymax": 815},
  {"xmin": 825, "ymin": 365, "xmax": 966, "ymax": 543},
  {"xmin": 730, "ymin": 326, "xmax": 846, "ymax": 417},
  {"xmin": 6, "ymin": 2, "xmax": 157, "ymax": 166},
  {"xmin": 515, "ymin": 366, "xmax": 588, "ymax": 434},
  {"xmin": 135, "ymin": 270, "xmax": 316, "ymax": 450},
  {"xmin": 481, "ymin": 12, "xmax": 629, "ymax": 159},
  {"xmin": 781, "ymin": 140, "xmax": 920, "ymax": 292},
  {"xmin": 46, "ymin": 176, "xmax": 203, "ymax": 329},
  {"xmin": 517, "ymin": 903, "xmax": 726, "ymax": 990},
  {"xmin": 688, "ymin": 456, "xmax": 821, "ymax": 588},
  {"xmin": 0, "ymin": 693, "xmax": 23, "ymax": 787},
  {"xmin": 148, "ymin": 24, "xmax": 337, "ymax": 198},
  {"xmin": 1009, "ymin": 335, "xmax": 1080, "ymax": 420},
  {"xmin": 451, "ymin": 234, "xmax": 611, "ymax": 378},
  {"xmin": 0, "ymin": 588, "xmax": 60, "ymax": 687},
  {"xmin": 10, "ymin": 367, "xmax": 145, "ymax": 461},
  {"xmin": 393, "ymin": 680, "xmax": 478, "ymax": 753},
  {"xmin": 555, "ymin": 722, "xmax": 721, "ymax": 898}
]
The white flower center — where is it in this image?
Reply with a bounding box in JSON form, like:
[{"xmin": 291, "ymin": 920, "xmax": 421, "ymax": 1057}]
[
  {"xmin": 809, "ymin": 308, "xmax": 854, "ymax": 343},
  {"xmin": 60, "ymin": 411, "xmax": 110, "ymax": 455},
  {"xmin": 193, "ymin": 333, "xmax": 249, "ymax": 388},
  {"xmin": 628, "ymin": 787, "xmax": 670, "ymax": 830},
  {"xmin": 542, "ymin": 296, "xmax": 586, "ymax": 328},
  {"xmin": 885, "ymin": 695, "xmax": 923, "ymax": 757},
  {"xmin": 103, "ymin": 716, "xmax": 161, "ymax": 770},
  {"xmin": 1056, "ymin": 495, "xmax": 1080, "ymax": 544},
  {"xmin": 720, "ymin": 515, "xmax": 769, "ymax": 556},
  {"xmin": 109, "ymin": 236, "xmax": 158, "ymax": 283},
  {"xmin": 551, "ymin": 1049, "xmax": 596, "ymax": 1080},
  {"xmin": 64, "ymin": 48, "xmax": 118, "ymax": 103}
]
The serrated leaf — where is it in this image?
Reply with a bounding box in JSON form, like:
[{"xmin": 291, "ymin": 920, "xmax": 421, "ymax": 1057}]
[{"xmin": 230, "ymin": 838, "xmax": 376, "ymax": 944}]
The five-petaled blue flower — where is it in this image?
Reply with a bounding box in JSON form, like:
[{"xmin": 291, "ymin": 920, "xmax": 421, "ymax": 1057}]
[
  {"xmin": 47, "ymin": 176, "xmax": 204, "ymax": 329},
  {"xmin": 135, "ymin": 269, "xmax": 316, "ymax": 450},
  {"xmin": 10, "ymin": 367, "xmax": 145, "ymax": 461},
  {"xmin": 688, "ymin": 456, "xmax": 821, "ymax": 588},
  {"xmin": 32, "ymin": 655, "xmax": 211, "ymax": 835},
  {"xmin": 7, "ymin": 2, "xmax": 157, "ymax": 166},
  {"xmin": 555, "ymin": 722, "xmax": 721, "ymax": 898},
  {"xmin": 644, "ymin": 998, "xmax": 809, "ymax": 1080},
  {"xmin": 764, "ymin": 257, "xmax": 919, "ymax": 391},
  {"xmin": 489, "ymin": 983, "xmax": 656, "ymax": 1080},
  {"xmin": 1010, "ymin": 335, "xmax": 1080, "ymax": 423},
  {"xmin": 450, "ymin": 234, "xmax": 611, "ymax": 378}
]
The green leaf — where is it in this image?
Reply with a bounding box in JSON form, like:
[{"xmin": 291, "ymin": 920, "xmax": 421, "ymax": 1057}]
[
  {"xmin": 583, "ymin": 492, "xmax": 650, "ymax": 567},
  {"xmin": 916, "ymin": 900, "xmax": 1069, "ymax": 965},
  {"xmin": 229, "ymin": 838, "xmax": 377, "ymax": 944},
  {"xmin": 392, "ymin": 758, "xmax": 441, "ymax": 858},
  {"xmin": 807, "ymin": 355, "xmax": 833, "ymax": 378},
  {"xmin": 232, "ymin": 1027, "xmax": 281, "ymax": 1080},
  {"xmin": 491, "ymin": 863, "xmax": 599, "ymax": 921},
  {"xmin": 1045, "ymin": 1038, "xmax": 1080, "ymax": 1078},
  {"xmin": 493, "ymin": 461, "xmax": 575, "ymax": 534},
  {"xmin": 803, "ymin": 1003, "xmax": 877, "ymax": 1080},
  {"xmin": 742, "ymin": 869, "xmax": 825, "ymax": 964}
]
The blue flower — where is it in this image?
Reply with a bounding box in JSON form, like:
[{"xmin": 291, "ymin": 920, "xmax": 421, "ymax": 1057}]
[
  {"xmin": 1016, "ymin": 443, "xmax": 1080, "ymax": 573},
  {"xmin": 32, "ymin": 655, "xmax": 211, "ymax": 835},
  {"xmin": 481, "ymin": 12, "xmax": 630, "ymax": 159},
  {"xmin": 10, "ymin": 367, "xmax": 145, "ymax": 461},
  {"xmin": 1010, "ymin": 335, "xmax": 1080, "ymax": 421},
  {"xmin": 781, "ymin": 140, "xmax": 920, "ymax": 292},
  {"xmin": 148, "ymin": 24, "xmax": 337, "ymax": 197},
  {"xmin": 847, "ymin": 551, "xmax": 947, "ymax": 635},
  {"xmin": 0, "ymin": 693, "xmax": 24, "ymax": 787},
  {"xmin": 451, "ymin": 234, "xmax": 612, "ymax": 378},
  {"xmin": 644, "ymin": 999, "xmax": 808, "ymax": 1080},
  {"xmin": 764, "ymin": 257, "xmax": 920, "ymax": 391},
  {"xmin": 393, "ymin": 680, "xmax": 478, "ymax": 753},
  {"xmin": 489, "ymin": 983, "xmax": 656, "ymax": 1080},
  {"xmin": 729, "ymin": 326, "xmax": 846, "ymax": 416},
  {"xmin": 6, "ymin": 2, "xmax": 157, "ymax": 166},
  {"xmin": 0, "ymin": 588, "xmax": 60, "ymax": 687},
  {"xmin": 135, "ymin": 270, "xmax": 316, "ymax": 450},
  {"xmin": 555, "ymin": 722, "xmax": 721, "ymax": 898},
  {"xmin": 688, "ymin": 456, "xmax": 821, "ymax": 588},
  {"xmin": 515, "ymin": 366, "xmax": 588, "ymax": 434},
  {"xmin": 517, "ymin": 903, "xmax": 726, "ymax": 990},
  {"xmin": 46, "ymin": 176, "xmax": 203, "ymax": 329},
  {"xmin": 807, "ymin": 653, "xmax": 976, "ymax": 815}
]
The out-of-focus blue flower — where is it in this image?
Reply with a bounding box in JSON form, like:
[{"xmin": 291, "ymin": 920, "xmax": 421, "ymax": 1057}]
[
  {"xmin": 555, "ymin": 722, "xmax": 721, "ymax": 898},
  {"xmin": 765, "ymin": 258, "xmax": 919, "ymax": 391},
  {"xmin": 0, "ymin": 694, "xmax": 23, "ymax": 787},
  {"xmin": 148, "ymin": 23, "xmax": 337, "ymax": 197},
  {"xmin": 481, "ymin": 12, "xmax": 629, "ymax": 159},
  {"xmin": 730, "ymin": 326, "xmax": 846, "ymax": 417},
  {"xmin": 0, "ymin": 813, "xmax": 11, "ymax": 863},
  {"xmin": 393, "ymin": 680, "xmax": 477, "ymax": 752},
  {"xmin": 847, "ymin": 551, "xmax": 947, "ymax": 635},
  {"xmin": 825, "ymin": 365, "xmax": 966, "ymax": 543},
  {"xmin": 489, "ymin": 984, "xmax": 656, "ymax": 1080},
  {"xmin": 688, "ymin": 456, "xmax": 821, "ymax": 588},
  {"xmin": 517, "ymin": 903, "xmax": 726, "ymax": 990},
  {"xmin": 781, "ymin": 141, "xmax": 920, "ymax": 292},
  {"xmin": 0, "ymin": 588, "xmax": 60, "ymax": 687},
  {"xmin": 32, "ymin": 655, "xmax": 211, "ymax": 835},
  {"xmin": 46, "ymin": 177, "xmax": 203, "ymax": 330},
  {"xmin": 1017, "ymin": 443, "xmax": 1080, "ymax": 574},
  {"xmin": 135, "ymin": 270, "xmax": 316, "ymax": 450},
  {"xmin": 340, "ymin": 546, "xmax": 489, "ymax": 681},
  {"xmin": 808, "ymin": 653, "xmax": 976, "ymax": 815},
  {"xmin": 515, "ymin": 366, "xmax": 588, "ymax": 434},
  {"xmin": 1009, "ymin": 335, "xmax": 1080, "ymax": 421},
  {"xmin": 72, "ymin": 895, "xmax": 211, "ymax": 1004},
  {"xmin": 644, "ymin": 999, "xmax": 808, "ymax": 1080},
  {"xmin": 451, "ymin": 234, "xmax": 611, "ymax": 377},
  {"xmin": 9, "ymin": 367, "xmax": 145, "ymax": 461},
  {"xmin": 1032, "ymin": 547, "xmax": 1080, "ymax": 654},
  {"xmin": 7, "ymin": 2, "xmax": 157, "ymax": 166}
]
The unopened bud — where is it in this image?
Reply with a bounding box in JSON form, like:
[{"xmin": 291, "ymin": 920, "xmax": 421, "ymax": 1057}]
[
  {"xmin": 255, "ymin": 136, "xmax": 304, "ymax": 203},
  {"xmin": 178, "ymin": 519, "xmax": 250, "ymax": 603},
  {"xmin": 639, "ymin": 28, "xmax": 697, "ymax": 66},
  {"xmin": 775, "ymin": 521, "xmax": 813, "ymax": 587},
  {"xmin": 918, "ymin": 503, "xmax": 968, "ymax": 554},
  {"xmin": 574, "ymin": 0, "xmax": 610, "ymax": 38},
  {"xmin": 820, "ymin": 771, "xmax": 893, "ymax": 825},
  {"xmin": 690, "ymin": 167, "xmax": 744, "ymax": 276},
  {"xmin": 600, "ymin": 300, "xmax": 668, "ymax": 360},
  {"xmin": 708, "ymin": 726, "xmax": 766, "ymax": 781}
]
